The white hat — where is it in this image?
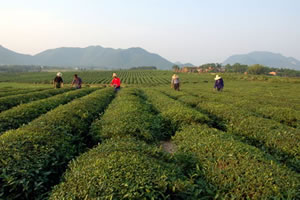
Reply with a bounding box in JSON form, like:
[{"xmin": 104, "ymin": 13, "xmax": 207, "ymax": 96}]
[
  {"xmin": 214, "ymin": 75, "xmax": 221, "ymax": 80},
  {"xmin": 57, "ymin": 72, "xmax": 62, "ymax": 77},
  {"xmin": 112, "ymin": 73, "xmax": 117, "ymax": 77}
]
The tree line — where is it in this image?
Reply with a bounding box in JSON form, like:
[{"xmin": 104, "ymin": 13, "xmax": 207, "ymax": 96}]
[
  {"xmin": 172, "ymin": 63, "xmax": 300, "ymax": 77},
  {"xmin": 225, "ymin": 63, "xmax": 300, "ymax": 77}
]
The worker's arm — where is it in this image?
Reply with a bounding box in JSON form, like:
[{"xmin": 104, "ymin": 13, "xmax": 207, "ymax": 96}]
[{"xmin": 71, "ymin": 79, "xmax": 74, "ymax": 88}]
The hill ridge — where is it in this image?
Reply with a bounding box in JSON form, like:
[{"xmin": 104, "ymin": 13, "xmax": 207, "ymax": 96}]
[
  {"xmin": 223, "ymin": 51, "xmax": 300, "ymax": 70},
  {"xmin": 0, "ymin": 45, "xmax": 174, "ymax": 69}
]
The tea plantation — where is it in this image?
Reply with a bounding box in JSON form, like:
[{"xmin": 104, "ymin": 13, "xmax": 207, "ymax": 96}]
[{"xmin": 0, "ymin": 71, "xmax": 299, "ymax": 200}]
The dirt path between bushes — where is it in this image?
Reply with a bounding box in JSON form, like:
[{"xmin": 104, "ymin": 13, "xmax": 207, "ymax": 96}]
[{"xmin": 160, "ymin": 140, "xmax": 176, "ymax": 154}]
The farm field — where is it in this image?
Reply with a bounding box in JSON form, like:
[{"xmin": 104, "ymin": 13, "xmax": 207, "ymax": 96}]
[{"xmin": 0, "ymin": 70, "xmax": 299, "ymax": 200}]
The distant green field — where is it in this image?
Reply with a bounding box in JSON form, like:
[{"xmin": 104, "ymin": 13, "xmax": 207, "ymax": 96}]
[
  {"xmin": 1, "ymin": 70, "xmax": 299, "ymax": 85},
  {"xmin": 0, "ymin": 71, "xmax": 299, "ymax": 199}
]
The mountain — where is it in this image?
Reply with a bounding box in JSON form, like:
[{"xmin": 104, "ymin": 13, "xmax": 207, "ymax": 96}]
[
  {"xmin": 174, "ymin": 61, "xmax": 195, "ymax": 67},
  {"xmin": 0, "ymin": 45, "xmax": 174, "ymax": 69},
  {"xmin": 223, "ymin": 51, "xmax": 300, "ymax": 70},
  {"xmin": 0, "ymin": 45, "xmax": 34, "ymax": 65}
]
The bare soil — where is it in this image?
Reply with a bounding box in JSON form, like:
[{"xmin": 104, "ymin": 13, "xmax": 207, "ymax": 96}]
[{"xmin": 160, "ymin": 140, "xmax": 176, "ymax": 154}]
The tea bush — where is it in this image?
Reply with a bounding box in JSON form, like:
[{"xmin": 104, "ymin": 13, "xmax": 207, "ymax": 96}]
[
  {"xmin": 164, "ymin": 88, "xmax": 300, "ymax": 171},
  {"xmin": 50, "ymin": 138, "xmax": 212, "ymax": 200},
  {"xmin": 200, "ymin": 101, "xmax": 300, "ymax": 171},
  {"xmin": 0, "ymin": 88, "xmax": 115, "ymax": 199},
  {"xmin": 0, "ymin": 87, "xmax": 97, "ymax": 134},
  {"xmin": 141, "ymin": 89, "xmax": 211, "ymax": 132},
  {"xmin": 0, "ymin": 88, "xmax": 71, "ymax": 112},
  {"xmin": 256, "ymin": 106, "xmax": 300, "ymax": 128},
  {"xmin": 173, "ymin": 124, "xmax": 300, "ymax": 199},
  {"xmin": 90, "ymin": 88, "xmax": 168, "ymax": 142},
  {"xmin": 0, "ymin": 88, "xmax": 47, "ymax": 98}
]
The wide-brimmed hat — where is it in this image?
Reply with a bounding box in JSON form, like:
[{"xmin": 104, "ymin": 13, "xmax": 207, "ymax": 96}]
[
  {"xmin": 57, "ymin": 72, "xmax": 62, "ymax": 77},
  {"xmin": 214, "ymin": 75, "xmax": 221, "ymax": 80},
  {"xmin": 172, "ymin": 74, "xmax": 178, "ymax": 79},
  {"xmin": 112, "ymin": 73, "xmax": 117, "ymax": 77}
]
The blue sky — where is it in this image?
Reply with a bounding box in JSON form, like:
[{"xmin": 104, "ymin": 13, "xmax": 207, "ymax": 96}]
[{"xmin": 0, "ymin": 0, "xmax": 299, "ymax": 65}]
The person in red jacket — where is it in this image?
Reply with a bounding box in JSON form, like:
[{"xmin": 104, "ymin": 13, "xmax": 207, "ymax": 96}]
[{"xmin": 110, "ymin": 73, "xmax": 121, "ymax": 92}]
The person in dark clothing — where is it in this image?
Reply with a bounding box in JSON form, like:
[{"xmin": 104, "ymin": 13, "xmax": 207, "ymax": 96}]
[
  {"xmin": 71, "ymin": 74, "xmax": 82, "ymax": 89},
  {"xmin": 171, "ymin": 74, "xmax": 180, "ymax": 91},
  {"xmin": 53, "ymin": 72, "xmax": 64, "ymax": 88},
  {"xmin": 214, "ymin": 75, "xmax": 224, "ymax": 91}
]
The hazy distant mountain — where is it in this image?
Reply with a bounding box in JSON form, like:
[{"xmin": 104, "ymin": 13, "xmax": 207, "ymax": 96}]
[
  {"xmin": 223, "ymin": 51, "xmax": 300, "ymax": 70},
  {"xmin": 174, "ymin": 61, "xmax": 195, "ymax": 67},
  {"xmin": 0, "ymin": 45, "xmax": 174, "ymax": 69},
  {"xmin": 0, "ymin": 45, "xmax": 34, "ymax": 65}
]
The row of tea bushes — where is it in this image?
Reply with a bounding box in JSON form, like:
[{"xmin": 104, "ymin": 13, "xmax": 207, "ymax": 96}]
[
  {"xmin": 199, "ymin": 101, "xmax": 300, "ymax": 171},
  {"xmin": 50, "ymin": 89, "xmax": 215, "ymax": 199},
  {"xmin": 90, "ymin": 88, "xmax": 168, "ymax": 142},
  {"xmin": 173, "ymin": 124, "xmax": 300, "ymax": 199},
  {"xmin": 157, "ymin": 89, "xmax": 226, "ymax": 130},
  {"xmin": 161, "ymin": 88, "xmax": 300, "ymax": 171},
  {"xmin": 234, "ymin": 100, "xmax": 300, "ymax": 128},
  {"xmin": 0, "ymin": 87, "xmax": 97, "ymax": 134},
  {"xmin": 0, "ymin": 88, "xmax": 115, "ymax": 200},
  {"xmin": 0, "ymin": 87, "xmax": 25, "ymax": 92},
  {"xmin": 50, "ymin": 138, "xmax": 206, "ymax": 200},
  {"xmin": 184, "ymin": 87, "xmax": 300, "ymax": 128},
  {"xmin": 143, "ymin": 88, "xmax": 300, "ymax": 199},
  {"xmin": 0, "ymin": 88, "xmax": 71, "ymax": 112},
  {"xmin": 141, "ymin": 89, "xmax": 211, "ymax": 132},
  {"xmin": 0, "ymin": 70, "xmax": 172, "ymax": 85},
  {"xmin": 0, "ymin": 87, "xmax": 48, "ymax": 98}
]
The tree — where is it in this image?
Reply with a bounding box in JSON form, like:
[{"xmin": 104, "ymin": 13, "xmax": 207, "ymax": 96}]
[
  {"xmin": 225, "ymin": 63, "xmax": 248, "ymax": 73},
  {"xmin": 247, "ymin": 64, "xmax": 268, "ymax": 75},
  {"xmin": 172, "ymin": 65, "xmax": 180, "ymax": 71}
]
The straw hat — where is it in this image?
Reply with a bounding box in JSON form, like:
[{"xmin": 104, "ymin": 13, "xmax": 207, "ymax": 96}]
[
  {"xmin": 112, "ymin": 73, "xmax": 117, "ymax": 77},
  {"xmin": 57, "ymin": 72, "xmax": 62, "ymax": 77},
  {"xmin": 214, "ymin": 75, "xmax": 221, "ymax": 80},
  {"xmin": 172, "ymin": 74, "xmax": 178, "ymax": 79}
]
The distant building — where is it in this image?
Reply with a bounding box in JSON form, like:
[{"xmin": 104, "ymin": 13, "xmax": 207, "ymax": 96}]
[
  {"xmin": 268, "ymin": 71, "xmax": 277, "ymax": 76},
  {"xmin": 177, "ymin": 65, "xmax": 224, "ymax": 74},
  {"xmin": 197, "ymin": 68, "xmax": 204, "ymax": 73}
]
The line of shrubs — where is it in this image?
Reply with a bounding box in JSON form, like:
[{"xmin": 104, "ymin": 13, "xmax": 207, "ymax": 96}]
[
  {"xmin": 0, "ymin": 88, "xmax": 48, "ymax": 98},
  {"xmin": 199, "ymin": 101, "xmax": 300, "ymax": 171},
  {"xmin": 0, "ymin": 88, "xmax": 71, "ymax": 112},
  {"xmin": 157, "ymin": 89, "xmax": 226, "ymax": 130},
  {"xmin": 90, "ymin": 88, "xmax": 169, "ymax": 142},
  {"xmin": 162, "ymin": 88, "xmax": 300, "ymax": 172},
  {"xmin": 186, "ymin": 86, "xmax": 300, "ymax": 127},
  {"xmin": 0, "ymin": 88, "xmax": 115, "ymax": 200},
  {"xmin": 0, "ymin": 87, "xmax": 25, "ymax": 92},
  {"xmin": 233, "ymin": 100, "xmax": 300, "ymax": 128},
  {"xmin": 49, "ymin": 88, "xmax": 216, "ymax": 199},
  {"xmin": 0, "ymin": 87, "xmax": 97, "ymax": 134},
  {"xmin": 184, "ymin": 84, "xmax": 300, "ymax": 111},
  {"xmin": 50, "ymin": 137, "xmax": 210, "ymax": 200},
  {"xmin": 143, "ymin": 89, "xmax": 299, "ymax": 199},
  {"xmin": 173, "ymin": 124, "xmax": 300, "ymax": 199},
  {"xmin": 184, "ymin": 88, "xmax": 300, "ymax": 129},
  {"xmin": 141, "ymin": 89, "xmax": 211, "ymax": 133}
]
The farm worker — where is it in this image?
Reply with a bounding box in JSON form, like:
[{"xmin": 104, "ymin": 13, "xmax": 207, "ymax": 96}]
[
  {"xmin": 53, "ymin": 72, "xmax": 64, "ymax": 88},
  {"xmin": 71, "ymin": 74, "xmax": 82, "ymax": 89},
  {"xmin": 214, "ymin": 75, "xmax": 224, "ymax": 91},
  {"xmin": 171, "ymin": 74, "xmax": 180, "ymax": 91},
  {"xmin": 110, "ymin": 73, "xmax": 121, "ymax": 92}
]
